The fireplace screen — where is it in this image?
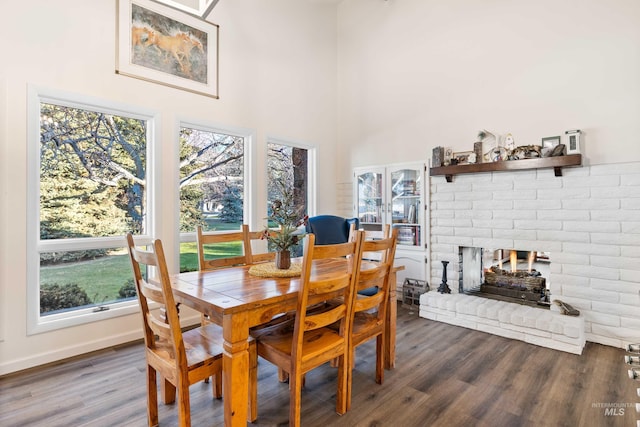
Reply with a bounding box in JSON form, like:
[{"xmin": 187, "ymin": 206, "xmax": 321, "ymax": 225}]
[{"xmin": 459, "ymin": 247, "xmax": 551, "ymax": 307}]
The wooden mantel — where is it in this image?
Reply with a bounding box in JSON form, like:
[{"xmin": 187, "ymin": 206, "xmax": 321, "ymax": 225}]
[{"xmin": 430, "ymin": 154, "xmax": 583, "ymax": 182}]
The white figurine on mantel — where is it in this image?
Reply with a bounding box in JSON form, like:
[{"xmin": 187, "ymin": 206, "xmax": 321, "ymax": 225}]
[{"xmin": 504, "ymin": 133, "xmax": 515, "ymax": 152}]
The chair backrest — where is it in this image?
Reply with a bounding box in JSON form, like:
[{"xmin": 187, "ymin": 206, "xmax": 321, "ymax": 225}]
[
  {"xmin": 306, "ymin": 215, "xmax": 360, "ymax": 245},
  {"xmin": 292, "ymin": 231, "xmax": 364, "ymax": 359},
  {"xmin": 352, "ymin": 228, "xmax": 398, "ymax": 321},
  {"xmin": 126, "ymin": 233, "xmax": 186, "ymax": 368},
  {"xmin": 196, "ymin": 225, "xmax": 251, "ymax": 270},
  {"xmin": 348, "ymin": 224, "xmax": 390, "ymax": 260},
  {"xmin": 246, "ymin": 228, "xmax": 277, "ymax": 264}
]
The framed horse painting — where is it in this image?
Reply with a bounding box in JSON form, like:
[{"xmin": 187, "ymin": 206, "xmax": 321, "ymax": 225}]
[{"xmin": 116, "ymin": 0, "xmax": 219, "ymax": 98}]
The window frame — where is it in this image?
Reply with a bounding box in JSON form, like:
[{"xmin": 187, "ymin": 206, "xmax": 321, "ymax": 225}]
[
  {"xmin": 175, "ymin": 118, "xmax": 256, "ymax": 259},
  {"xmin": 26, "ymin": 85, "xmax": 160, "ymax": 335},
  {"xmin": 266, "ymin": 136, "xmax": 317, "ymax": 218}
]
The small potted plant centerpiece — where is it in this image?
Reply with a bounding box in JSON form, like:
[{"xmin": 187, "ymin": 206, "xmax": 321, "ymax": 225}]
[{"xmin": 262, "ymin": 190, "xmax": 307, "ymax": 269}]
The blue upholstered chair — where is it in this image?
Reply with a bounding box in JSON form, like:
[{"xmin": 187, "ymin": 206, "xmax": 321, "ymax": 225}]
[
  {"xmin": 306, "ymin": 215, "xmax": 378, "ymax": 296},
  {"xmin": 305, "ymin": 215, "xmax": 359, "ymax": 245}
]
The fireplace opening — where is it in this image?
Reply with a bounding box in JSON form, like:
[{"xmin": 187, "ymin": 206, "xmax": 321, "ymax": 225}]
[{"xmin": 458, "ymin": 247, "xmax": 551, "ymax": 308}]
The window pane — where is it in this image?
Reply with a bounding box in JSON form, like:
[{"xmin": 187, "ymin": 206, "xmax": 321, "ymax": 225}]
[
  {"xmin": 179, "ymin": 127, "xmax": 245, "ymax": 272},
  {"xmin": 40, "ymin": 103, "xmax": 147, "ymax": 238},
  {"xmin": 39, "ymin": 247, "xmax": 134, "ymax": 316},
  {"xmin": 267, "ymin": 143, "xmax": 308, "ymax": 257}
]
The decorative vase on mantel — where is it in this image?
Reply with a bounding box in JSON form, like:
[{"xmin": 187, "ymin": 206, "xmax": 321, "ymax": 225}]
[{"xmin": 275, "ymin": 250, "xmax": 291, "ymax": 270}]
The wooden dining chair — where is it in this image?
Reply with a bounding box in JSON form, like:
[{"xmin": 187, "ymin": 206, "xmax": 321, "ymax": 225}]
[
  {"xmin": 126, "ymin": 233, "xmax": 225, "ymax": 427},
  {"xmin": 345, "ymin": 227, "xmax": 398, "ymax": 409},
  {"xmin": 253, "ymin": 231, "xmax": 365, "ymax": 426},
  {"xmin": 194, "ymin": 225, "xmax": 259, "ymax": 421},
  {"xmin": 246, "ymin": 228, "xmax": 277, "ymax": 264}
]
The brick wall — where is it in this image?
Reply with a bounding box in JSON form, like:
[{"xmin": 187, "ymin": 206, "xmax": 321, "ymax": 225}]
[{"xmin": 429, "ymin": 162, "xmax": 640, "ymax": 349}]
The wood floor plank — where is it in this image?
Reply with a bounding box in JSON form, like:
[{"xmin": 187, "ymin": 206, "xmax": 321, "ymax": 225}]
[{"xmin": 1, "ymin": 303, "xmax": 637, "ymax": 426}]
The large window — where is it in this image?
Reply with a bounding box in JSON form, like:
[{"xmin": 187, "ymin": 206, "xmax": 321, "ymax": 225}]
[
  {"xmin": 178, "ymin": 123, "xmax": 249, "ymax": 272},
  {"xmin": 267, "ymin": 140, "xmax": 314, "ymax": 257},
  {"xmin": 28, "ymin": 88, "xmax": 156, "ymax": 333}
]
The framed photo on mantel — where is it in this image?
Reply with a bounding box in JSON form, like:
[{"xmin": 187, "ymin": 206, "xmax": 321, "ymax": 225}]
[{"xmin": 116, "ymin": 0, "xmax": 219, "ymax": 98}]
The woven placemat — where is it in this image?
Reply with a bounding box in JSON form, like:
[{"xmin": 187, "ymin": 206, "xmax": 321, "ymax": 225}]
[{"xmin": 248, "ymin": 261, "xmax": 302, "ymax": 278}]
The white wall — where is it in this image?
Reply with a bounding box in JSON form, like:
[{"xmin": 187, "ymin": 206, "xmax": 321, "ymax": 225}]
[
  {"xmin": 0, "ymin": 0, "xmax": 339, "ymax": 375},
  {"xmin": 336, "ymin": 0, "xmax": 640, "ymax": 178}
]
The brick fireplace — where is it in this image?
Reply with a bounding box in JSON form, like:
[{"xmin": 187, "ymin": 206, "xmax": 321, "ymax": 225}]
[{"xmin": 421, "ymin": 161, "xmax": 640, "ymax": 353}]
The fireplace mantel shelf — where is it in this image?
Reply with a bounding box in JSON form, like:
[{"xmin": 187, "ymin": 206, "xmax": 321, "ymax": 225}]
[{"xmin": 430, "ymin": 154, "xmax": 583, "ymax": 182}]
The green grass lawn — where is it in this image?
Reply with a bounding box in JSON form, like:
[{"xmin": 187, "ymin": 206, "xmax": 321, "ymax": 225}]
[{"xmin": 40, "ymin": 220, "xmax": 245, "ymax": 307}]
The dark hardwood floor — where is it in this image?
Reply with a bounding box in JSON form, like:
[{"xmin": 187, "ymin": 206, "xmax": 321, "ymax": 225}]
[{"xmin": 1, "ymin": 303, "xmax": 638, "ymax": 426}]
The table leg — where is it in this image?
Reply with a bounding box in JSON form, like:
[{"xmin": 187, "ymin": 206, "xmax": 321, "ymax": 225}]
[
  {"xmin": 222, "ymin": 312, "xmax": 250, "ymax": 427},
  {"xmin": 385, "ymin": 270, "xmax": 398, "ymax": 369}
]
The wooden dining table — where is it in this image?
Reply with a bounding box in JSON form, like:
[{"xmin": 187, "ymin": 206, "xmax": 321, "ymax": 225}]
[{"xmin": 170, "ymin": 257, "xmax": 400, "ymax": 427}]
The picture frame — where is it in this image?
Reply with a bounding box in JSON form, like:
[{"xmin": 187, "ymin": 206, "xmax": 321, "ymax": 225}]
[
  {"xmin": 541, "ymin": 136, "xmax": 561, "ymax": 149},
  {"xmin": 565, "ymin": 130, "xmax": 581, "ymax": 154},
  {"xmin": 453, "ymin": 151, "xmax": 473, "ymax": 165},
  {"xmin": 116, "ymin": 0, "xmax": 219, "ymax": 98}
]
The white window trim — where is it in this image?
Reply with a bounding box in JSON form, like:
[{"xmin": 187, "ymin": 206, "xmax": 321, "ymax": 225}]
[
  {"xmin": 27, "ymin": 85, "xmax": 160, "ymax": 335},
  {"xmin": 174, "ymin": 118, "xmax": 256, "ymax": 263},
  {"xmin": 266, "ymin": 136, "xmax": 317, "ymax": 218}
]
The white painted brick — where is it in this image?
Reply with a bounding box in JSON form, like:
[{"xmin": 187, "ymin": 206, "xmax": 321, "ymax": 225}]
[
  {"xmin": 434, "ymin": 183, "xmax": 472, "ymax": 193},
  {"xmin": 583, "ymin": 311, "xmax": 620, "ymax": 327},
  {"xmin": 419, "ymin": 309, "xmax": 437, "ymax": 321},
  {"xmin": 455, "ymin": 210, "xmax": 493, "ymax": 220},
  {"xmin": 590, "ymin": 162, "xmax": 640, "ymax": 175},
  {"xmin": 514, "ymin": 220, "xmax": 562, "ymax": 230},
  {"xmin": 455, "ymin": 191, "xmax": 493, "ymax": 201},
  {"xmin": 458, "ymin": 313, "xmax": 500, "ymax": 327},
  {"xmin": 552, "ymin": 252, "xmax": 590, "ymax": 265},
  {"xmin": 514, "ymin": 240, "xmax": 562, "ymax": 252},
  {"xmin": 591, "ymin": 278, "xmax": 640, "ymax": 294},
  {"xmin": 431, "ymin": 226, "xmax": 454, "ymax": 236},
  {"xmin": 514, "ymin": 200, "xmax": 562, "ymax": 210},
  {"xmin": 502, "ymin": 323, "xmax": 552, "ymax": 338},
  {"xmin": 550, "ymin": 273, "xmax": 590, "ymax": 287},
  {"xmin": 549, "ymin": 296, "xmax": 591, "ymax": 311},
  {"xmin": 472, "ymin": 181, "xmax": 513, "ymax": 192},
  {"xmin": 480, "ymin": 324, "xmax": 525, "ymax": 341},
  {"xmin": 431, "ymin": 192, "xmax": 455, "ymax": 201},
  {"xmin": 621, "ymin": 199, "xmax": 640, "ymax": 209},
  {"xmin": 591, "ymin": 255, "xmax": 640, "ymax": 271},
  {"xmin": 562, "ymin": 199, "xmax": 619, "ymax": 210},
  {"xmin": 550, "ymin": 333, "xmax": 585, "ymax": 347},
  {"xmin": 456, "ymin": 173, "xmax": 492, "ymax": 183},
  {"xmin": 493, "ymin": 190, "xmax": 537, "ymax": 201},
  {"xmin": 494, "ymin": 210, "xmax": 536, "ymax": 220},
  {"xmin": 622, "ymin": 222, "xmax": 640, "ymax": 233},
  {"xmin": 514, "ymin": 179, "xmax": 562, "ymax": 190},
  {"xmin": 434, "ymin": 218, "xmax": 454, "ymax": 227},
  {"xmin": 493, "ymin": 229, "xmax": 537, "ymax": 240},
  {"xmin": 538, "ymin": 188, "xmax": 590, "ymax": 200},
  {"xmin": 473, "ymin": 200, "xmax": 513, "ymax": 210},
  {"xmin": 563, "ymin": 175, "xmax": 619, "ymax": 188},
  {"xmin": 472, "ymin": 238, "xmax": 514, "ymax": 249},
  {"xmin": 592, "ymin": 324, "xmax": 640, "ymax": 341},
  {"xmin": 620, "ymin": 316, "xmax": 640, "ymax": 329},
  {"xmin": 621, "ymin": 246, "xmax": 640, "ymax": 258},
  {"xmin": 563, "ymin": 264, "xmax": 618, "ymax": 280},
  {"xmin": 563, "ymin": 221, "xmax": 620, "ymax": 233},
  {"xmin": 437, "ymin": 235, "xmax": 474, "ymax": 246},
  {"xmin": 431, "ymin": 209, "xmax": 454, "ymax": 219},
  {"xmin": 455, "ymin": 227, "xmax": 493, "ymax": 238},
  {"xmin": 537, "ymin": 230, "xmax": 589, "ymax": 243},
  {"xmin": 592, "ymin": 301, "xmax": 640, "ymax": 318},
  {"xmin": 537, "ymin": 210, "xmax": 590, "ymax": 221},
  {"xmin": 591, "ymin": 210, "xmax": 637, "ymax": 221},
  {"xmin": 430, "ymin": 243, "xmax": 456, "ymax": 254},
  {"xmin": 592, "ymin": 186, "xmax": 640, "ymax": 199},
  {"xmin": 619, "ymin": 292, "xmax": 640, "ymax": 306},
  {"xmin": 562, "ymin": 242, "xmax": 620, "ymax": 257},
  {"xmin": 436, "ymin": 201, "xmax": 473, "ymax": 210},
  {"xmin": 591, "ymin": 232, "xmax": 638, "ymax": 246},
  {"xmin": 562, "ymin": 285, "xmax": 619, "ymax": 303},
  {"xmin": 620, "ymin": 270, "xmax": 640, "ymax": 283},
  {"xmin": 472, "ymin": 219, "xmax": 513, "ymax": 229},
  {"xmin": 525, "ymin": 335, "xmax": 583, "ymax": 354},
  {"xmin": 441, "ymin": 315, "xmax": 478, "ymax": 330},
  {"xmin": 621, "ymin": 174, "xmax": 640, "ymax": 186}
]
